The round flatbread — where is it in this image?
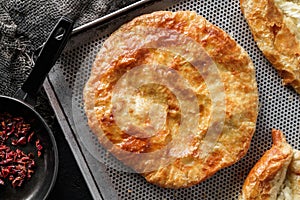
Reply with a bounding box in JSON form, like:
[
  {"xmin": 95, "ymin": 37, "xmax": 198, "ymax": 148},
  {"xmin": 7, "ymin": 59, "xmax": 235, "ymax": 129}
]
[
  {"xmin": 240, "ymin": 0, "xmax": 300, "ymax": 94},
  {"xmin": 83, "ymin": 11, "xmax": 258, "ymax": 188}
]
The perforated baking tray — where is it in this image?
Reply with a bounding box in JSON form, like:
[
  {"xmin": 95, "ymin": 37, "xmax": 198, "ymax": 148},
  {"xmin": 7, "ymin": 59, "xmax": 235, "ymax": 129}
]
[{"xmin": 45, "ymin": 0, "xmax": 300, "ymax": 199}]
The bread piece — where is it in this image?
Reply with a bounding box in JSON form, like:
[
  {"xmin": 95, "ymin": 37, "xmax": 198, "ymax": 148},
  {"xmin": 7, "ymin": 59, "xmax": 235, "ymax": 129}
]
[
  {"xmin": 278, "ymin": 150, "xmax": 300, "ymax": 200},
  {"xmin": 84, "ymin": 11, "xmax": 258, "ymax": 188},
  {"xmin": 239, "ymin": 129, "xmax": 293, "ymax": 200},
  {"xmin": 240, "ymin": 0, "xmax": 300, "ymax": 94}
]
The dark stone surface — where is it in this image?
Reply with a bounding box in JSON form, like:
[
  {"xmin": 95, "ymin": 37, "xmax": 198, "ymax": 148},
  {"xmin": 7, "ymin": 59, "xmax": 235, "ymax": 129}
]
[{"xmin": 35, "ymin": 90, "xmax": 92, "ymax": 200}]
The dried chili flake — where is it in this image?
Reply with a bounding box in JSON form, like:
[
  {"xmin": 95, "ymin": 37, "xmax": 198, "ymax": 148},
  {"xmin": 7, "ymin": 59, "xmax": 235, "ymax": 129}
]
[
  {"xmin": 27, "ymin": 132, "xmax": 35, "ymax": 143},
  {"xmin": 12, "ymin": 177, "xmax": 23, "ymax": 188},
  {"xmin": 35, "ymin": 139, "xmax": 43, "ymax": 151},
  {"xmin": 1, "ymin": 168, "xmax": 9, "ymax": 178},
  {"xmin": 17, "ymin": 137, "xmax": 27, "ymax": 145}
]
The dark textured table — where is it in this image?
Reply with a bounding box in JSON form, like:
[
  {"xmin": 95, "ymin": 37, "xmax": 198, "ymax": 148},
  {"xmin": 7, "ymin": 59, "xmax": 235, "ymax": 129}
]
[{"xmin": 35, "ymin": 90, "xmax": 92, "ymax": 200}]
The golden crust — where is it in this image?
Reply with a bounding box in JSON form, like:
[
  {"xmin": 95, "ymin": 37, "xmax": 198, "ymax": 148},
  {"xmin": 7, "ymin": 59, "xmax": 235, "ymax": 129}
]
[
  {"xmin": 83, "ymin": 11, "xmax": 258, "ymax": 188},
  {"xmin": 240, "ymin": 0, "xmax": 300, "ymax": 94},
  {"xmin": 239, "ymin": 129, "xmax": 293, "ymax": 200}
]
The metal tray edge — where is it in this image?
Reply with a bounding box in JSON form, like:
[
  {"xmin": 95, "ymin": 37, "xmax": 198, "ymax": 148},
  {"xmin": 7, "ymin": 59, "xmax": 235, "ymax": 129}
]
[
  {"xmin": 44, "ymin": 78, "xmax": 103, "ymax": 200},
  {"xmin": 72, "ymin": 0, "xmax": 155, "ymax": 36}
]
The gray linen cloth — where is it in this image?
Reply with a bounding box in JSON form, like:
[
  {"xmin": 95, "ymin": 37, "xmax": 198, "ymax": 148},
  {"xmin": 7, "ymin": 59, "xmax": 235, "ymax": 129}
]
[{"xmin": 0, "ymin": 0, "xmax": 138, "ymax": 96}]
